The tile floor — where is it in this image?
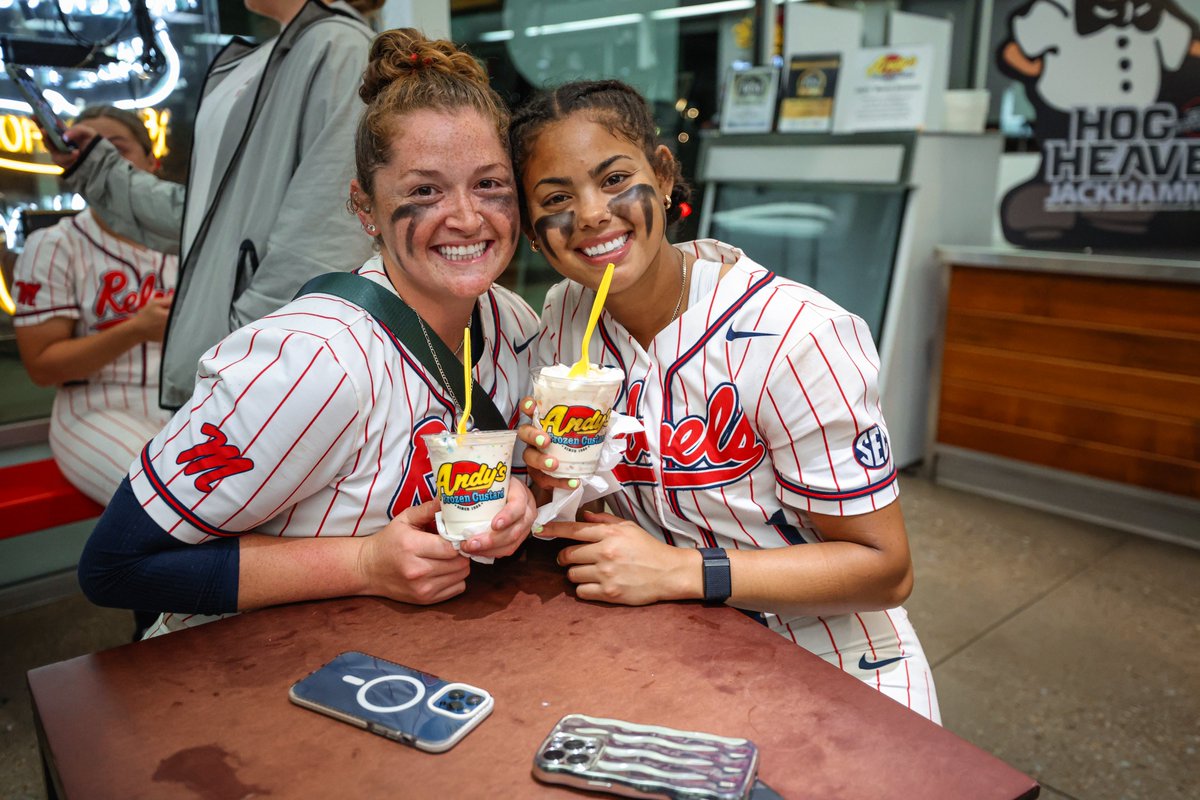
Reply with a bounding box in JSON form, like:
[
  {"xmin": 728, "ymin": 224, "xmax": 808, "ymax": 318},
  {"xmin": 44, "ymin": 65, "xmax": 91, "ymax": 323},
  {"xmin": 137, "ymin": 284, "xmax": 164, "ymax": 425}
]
[{"xmin": 1, "ymin": 472, "xmax": 1197, "ymax": 800}]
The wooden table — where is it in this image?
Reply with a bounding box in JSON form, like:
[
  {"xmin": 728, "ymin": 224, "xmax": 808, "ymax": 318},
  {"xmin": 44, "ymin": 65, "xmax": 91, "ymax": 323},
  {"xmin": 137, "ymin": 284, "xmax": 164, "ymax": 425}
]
[{"xmin": 28, "ymin": 544, "xmax": 1039, "ymax": 799}]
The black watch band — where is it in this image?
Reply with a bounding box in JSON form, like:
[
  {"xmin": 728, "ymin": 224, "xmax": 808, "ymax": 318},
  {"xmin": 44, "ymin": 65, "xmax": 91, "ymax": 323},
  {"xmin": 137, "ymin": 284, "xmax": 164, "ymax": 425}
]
[{"xmin": 698, "ymin": 547, "xmax": 731, "ymax": 605}]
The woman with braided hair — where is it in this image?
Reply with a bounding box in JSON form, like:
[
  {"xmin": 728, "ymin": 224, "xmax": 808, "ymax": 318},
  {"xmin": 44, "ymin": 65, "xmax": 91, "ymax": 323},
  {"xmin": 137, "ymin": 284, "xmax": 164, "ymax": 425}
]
[
  {"xmin": 513, "ymin": 79, "xmax": 940, "ymax": 721},
  {"xmin": 78, "ymin": 29, "xmax": 540, "ymax": 638}
]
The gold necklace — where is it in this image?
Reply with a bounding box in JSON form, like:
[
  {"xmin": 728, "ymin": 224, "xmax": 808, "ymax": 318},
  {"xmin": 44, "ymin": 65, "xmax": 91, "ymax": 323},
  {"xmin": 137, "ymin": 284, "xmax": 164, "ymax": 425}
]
[
  {"xmin": 670, "ymin": 248, "xmax": 689, "ymax": 322},
  {"xmin": 394, "ymin": 288, "xmax": 472, "ymax": 411}
]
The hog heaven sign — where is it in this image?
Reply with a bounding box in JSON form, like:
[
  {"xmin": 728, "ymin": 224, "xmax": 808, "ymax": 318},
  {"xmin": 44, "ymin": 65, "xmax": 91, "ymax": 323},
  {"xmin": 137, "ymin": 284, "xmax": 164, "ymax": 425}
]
[{"xmin": 997, "ymin": 0, "xmax": 1200, "ymax": 249}]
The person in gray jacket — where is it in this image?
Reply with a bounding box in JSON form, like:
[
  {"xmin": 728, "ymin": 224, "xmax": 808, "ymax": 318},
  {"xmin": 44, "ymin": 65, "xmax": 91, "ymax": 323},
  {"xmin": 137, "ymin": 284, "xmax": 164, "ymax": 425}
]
[{"xmin": 49, "ymin": 0, "xmax": 376, "ymax": 409}]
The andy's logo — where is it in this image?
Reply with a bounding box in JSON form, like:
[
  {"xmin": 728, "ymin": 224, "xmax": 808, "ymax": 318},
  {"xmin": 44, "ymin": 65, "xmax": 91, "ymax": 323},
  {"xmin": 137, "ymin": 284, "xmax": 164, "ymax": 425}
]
[
  {"xmin": 177, "ymin": 423, "xmax": 254, "ymax": 492},
  {"xmin": 661, "ymin": 383, "xmax": 764, "ymax": 490},
  {"xmin": 390, "ymin": 417, "xmax": 445, "ymax": 514},
  {"xmin": 93, "ymin": 271, "xmax": 160, "ymax": 329},
  {"xmin": 541, "ymin": 404, "xmax": 610, "ymax": 449},
  {"xmin": 867, "ymin": 53, "xmax": 917, "ymax": 79},
  {"xmin": 436, "ymin": 460, "xmax": 507, "ymax": 497}
]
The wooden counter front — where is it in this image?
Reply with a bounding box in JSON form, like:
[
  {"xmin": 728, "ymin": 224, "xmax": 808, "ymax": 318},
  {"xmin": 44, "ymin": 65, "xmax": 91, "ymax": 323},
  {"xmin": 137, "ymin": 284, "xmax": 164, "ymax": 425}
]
[
  {"xmin": 928, "ymin": 246, "xmax": 1200, "ymax": 546},
  {"xmin": 937, "ymin": 265, "xmax": 1200, "ymax": 498}
]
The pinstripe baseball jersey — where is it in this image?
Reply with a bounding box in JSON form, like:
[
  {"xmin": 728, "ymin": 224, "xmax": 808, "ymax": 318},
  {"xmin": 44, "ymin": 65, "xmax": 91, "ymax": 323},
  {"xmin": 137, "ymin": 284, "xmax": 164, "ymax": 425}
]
[
  {"xmin": 132, "ymin": 256, "xmax": 539, "ymax": 636},
  {"xmin": 537, "ymin": 239, "xmax": 939, "ymax": 721},
  {"xmin": 13, "ymin": 209, "xmax": 177, "ymax": 385},
  {"xmin": 13, "ymin": 209, "xmax": 178, "ymax": 504}
]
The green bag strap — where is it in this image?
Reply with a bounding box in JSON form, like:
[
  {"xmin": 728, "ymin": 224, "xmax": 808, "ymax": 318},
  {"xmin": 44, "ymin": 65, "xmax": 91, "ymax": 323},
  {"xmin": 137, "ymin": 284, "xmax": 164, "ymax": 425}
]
[{"xmin": 296, "ymin": 272, "xmax": 508, "ymax": 431}]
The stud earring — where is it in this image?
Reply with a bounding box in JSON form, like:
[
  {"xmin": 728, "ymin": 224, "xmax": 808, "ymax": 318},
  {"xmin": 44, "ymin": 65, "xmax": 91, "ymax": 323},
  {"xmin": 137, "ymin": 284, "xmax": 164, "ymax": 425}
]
[
  {"xmin": 366, "ymin": 224, "xmax": 378, "ymax": 235},
  {"xmin": 663, "ymin": 194, "xmax": 672, "ymax": 210},
  {"xmin": 530, "ymin": 239, "xmax": 541, "ymax": 253}
]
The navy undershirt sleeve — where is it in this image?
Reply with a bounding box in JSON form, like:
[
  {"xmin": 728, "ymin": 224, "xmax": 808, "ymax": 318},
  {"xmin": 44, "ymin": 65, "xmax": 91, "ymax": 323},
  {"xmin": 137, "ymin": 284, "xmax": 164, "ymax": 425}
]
[{"xmin": 77, "ymin": 476, "xmax": 240, "ymax": 615}]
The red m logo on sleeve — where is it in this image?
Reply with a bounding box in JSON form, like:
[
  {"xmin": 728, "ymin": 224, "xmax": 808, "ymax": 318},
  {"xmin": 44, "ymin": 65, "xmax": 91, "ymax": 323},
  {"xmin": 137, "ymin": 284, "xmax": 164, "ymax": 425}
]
[
  {"xmin": 14, "ymin": 281, "xmax": 42, "ymax": 306},
  {"xmin": 177, "ymin": 423, "xmax": 255, "ymax": 493}
]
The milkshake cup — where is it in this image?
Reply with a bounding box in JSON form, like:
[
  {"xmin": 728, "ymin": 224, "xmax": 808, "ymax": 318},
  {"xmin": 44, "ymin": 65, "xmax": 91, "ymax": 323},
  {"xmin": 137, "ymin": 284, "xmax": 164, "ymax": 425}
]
[
  {"xmin": 531, "ymin": 364, "xmax": 625, "ymax": 478},
  {"xmin": 422, "ymin": 429, "xmax": 518, "ymax": 541}
]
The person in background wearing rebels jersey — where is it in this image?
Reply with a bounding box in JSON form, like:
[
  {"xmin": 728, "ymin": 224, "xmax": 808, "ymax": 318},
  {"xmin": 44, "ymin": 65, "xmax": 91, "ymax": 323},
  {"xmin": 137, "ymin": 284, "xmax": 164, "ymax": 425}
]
[
  {"xmin": 512, "ymin": 80, "xmax": 940, "ymax": 722},
  {"xmin": 14, "ymin": 105, "xmax": 177, "ymax": 506}
]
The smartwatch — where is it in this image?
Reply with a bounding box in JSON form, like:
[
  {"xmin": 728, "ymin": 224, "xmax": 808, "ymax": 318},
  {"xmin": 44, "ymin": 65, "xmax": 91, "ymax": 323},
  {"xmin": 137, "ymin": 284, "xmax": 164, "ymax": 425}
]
[{"xmin": 698, "ymin": 547, "xmax": 731, "ymax": 605}]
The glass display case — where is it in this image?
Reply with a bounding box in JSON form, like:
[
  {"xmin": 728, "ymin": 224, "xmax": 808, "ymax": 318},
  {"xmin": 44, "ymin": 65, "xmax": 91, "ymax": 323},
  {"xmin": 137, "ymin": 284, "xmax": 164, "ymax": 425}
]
[
  {"xmin": 708, "ymin": 184, "xmax": 908, "ymax": 337},
  {"xmin": 696, "ymin": 130, "xmax": 1003, "ymax": 467}
]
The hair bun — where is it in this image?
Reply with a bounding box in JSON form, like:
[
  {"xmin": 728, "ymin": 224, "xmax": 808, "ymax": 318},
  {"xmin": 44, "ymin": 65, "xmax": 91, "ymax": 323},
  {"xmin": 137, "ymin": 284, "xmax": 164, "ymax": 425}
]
[{"xmin": 359, "ymin": 28, "xmax": 489, "ymax": 105}]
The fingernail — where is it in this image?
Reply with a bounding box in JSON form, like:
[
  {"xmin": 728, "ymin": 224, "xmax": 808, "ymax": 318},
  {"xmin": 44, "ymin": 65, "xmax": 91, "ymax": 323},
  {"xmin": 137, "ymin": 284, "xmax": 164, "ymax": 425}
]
[
  {"xmin": 523, "ymin": 399, "xmax": 535, "ymax": 411},
  {"xmin": 545, "ymin": 457, "xmax": 557, "ymax": 469},
  {"xmin": 535, "ymin": 434, "xmax": 547, "ymax": 447},
  {"xmin": 567, "ymin": 479, "xmax": 580, "ymax": 489},
  {"xmin": 532, "ymin": 523, "xmax": 544, "ymax": 534}
]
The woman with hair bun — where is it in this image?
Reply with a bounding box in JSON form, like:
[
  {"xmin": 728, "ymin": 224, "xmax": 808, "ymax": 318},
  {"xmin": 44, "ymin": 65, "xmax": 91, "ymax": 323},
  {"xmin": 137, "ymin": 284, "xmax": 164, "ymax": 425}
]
[
  {"xmin": 512, "ymin": 79, "xmax": 940, "ymax": 722},
  {"xmin": 78, "ymin": 30, "xmax": 540, "ymax": 639}
]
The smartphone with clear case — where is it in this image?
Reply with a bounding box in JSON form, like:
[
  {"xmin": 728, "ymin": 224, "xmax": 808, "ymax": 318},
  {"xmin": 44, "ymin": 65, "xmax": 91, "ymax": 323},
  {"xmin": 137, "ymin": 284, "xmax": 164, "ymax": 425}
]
[
  {"xmin": 5, "ymin": 64, "xmax": 75, "ymax": 153},
  {"xmin": 532, "ymin": 713, "xmax": 760, "ymax": 800},
  {"xmin": 289, "ymin": 651, "xmax": 493, "ymax": 753}
]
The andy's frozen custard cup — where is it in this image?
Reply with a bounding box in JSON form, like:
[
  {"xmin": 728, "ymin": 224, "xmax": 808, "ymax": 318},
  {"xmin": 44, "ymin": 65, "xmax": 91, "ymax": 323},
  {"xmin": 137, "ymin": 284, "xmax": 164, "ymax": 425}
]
[
  {"xmin": 422, "ymin": 429, "xmax": 518, "ymax": 541},
  {"xmin": 531, "ymin": 364, "xmax": 625, "ymax": 478}
]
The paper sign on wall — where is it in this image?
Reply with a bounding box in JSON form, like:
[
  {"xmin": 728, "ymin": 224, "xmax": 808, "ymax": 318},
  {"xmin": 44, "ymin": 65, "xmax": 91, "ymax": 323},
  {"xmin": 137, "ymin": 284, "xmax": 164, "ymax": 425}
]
[{"xmin": 838, "ymin": 45, "xmax": 935, "ymax": 132}]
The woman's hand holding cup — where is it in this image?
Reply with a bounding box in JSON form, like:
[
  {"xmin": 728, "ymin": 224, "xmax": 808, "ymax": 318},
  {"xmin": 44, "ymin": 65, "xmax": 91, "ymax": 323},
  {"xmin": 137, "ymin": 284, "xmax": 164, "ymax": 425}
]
[{"xmin": 518, "ymin": 397, "xmax": 580, "ymax": 493}]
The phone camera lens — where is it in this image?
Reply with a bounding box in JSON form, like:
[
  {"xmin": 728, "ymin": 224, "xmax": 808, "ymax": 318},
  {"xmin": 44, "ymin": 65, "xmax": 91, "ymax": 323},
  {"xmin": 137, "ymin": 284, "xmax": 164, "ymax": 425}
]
[
  {"xmin": 542, "ymin": 749, "xmax": 565, "ymax": 761},
  {"xmin": 448, "ymin": 689, "xmax": 466, "ymax": 700},
  {"xmin": 564, "ymin": 738, "xmax": 586, "ymax": 750},
  {"xmin": 566, "ymin": 753, "xmax": 590, "ymax": 764},
  {"xmin": 466, "ymin": 694, "xmax": 482, "ymax": 705},
  {"xmin": 447, "ymin": 700, "xmax": 465, "ymax": 711}
]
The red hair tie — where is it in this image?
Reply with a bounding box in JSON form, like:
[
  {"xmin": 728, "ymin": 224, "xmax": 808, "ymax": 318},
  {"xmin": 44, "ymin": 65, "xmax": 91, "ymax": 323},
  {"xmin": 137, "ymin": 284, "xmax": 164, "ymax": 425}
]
[{"xmin": 410, "ymin": 52, "xmax": 419, "ymax": 63}]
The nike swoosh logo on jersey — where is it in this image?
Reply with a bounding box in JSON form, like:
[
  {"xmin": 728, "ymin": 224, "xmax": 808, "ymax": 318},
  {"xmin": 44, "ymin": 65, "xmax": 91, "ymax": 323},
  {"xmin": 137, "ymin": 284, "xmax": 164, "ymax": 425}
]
[
  {"xmin": 513, "ymin": 333, "xmax": 538, "ymax": 354},
  {"xmin": 858, "ymin": 653, "xmax": 910, "ymax": 671},
  {"xmin": 725, "ymin": 328, "xmax": 778, "ymax": 342}
]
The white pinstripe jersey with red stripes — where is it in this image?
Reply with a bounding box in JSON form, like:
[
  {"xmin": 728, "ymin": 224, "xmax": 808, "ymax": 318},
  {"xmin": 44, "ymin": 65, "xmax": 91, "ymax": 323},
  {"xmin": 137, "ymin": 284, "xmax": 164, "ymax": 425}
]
[
  {"xmin": 129, "ymin": 256, "xmax": 539, "ymax": 548},
  {"xmin": 12, "ymin": 208, "xmax": 177, "ymax": 386},
  {"xmin": 535, "ymin": 240, "xmax": 917, "ymax": 654}
]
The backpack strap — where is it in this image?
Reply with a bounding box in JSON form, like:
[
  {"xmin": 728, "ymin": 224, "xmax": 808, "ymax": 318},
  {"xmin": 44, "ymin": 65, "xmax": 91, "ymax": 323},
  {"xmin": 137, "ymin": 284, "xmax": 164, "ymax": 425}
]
[{"xmin": 296, "ymin": 272, "xmax": 508, "ymax": 431}]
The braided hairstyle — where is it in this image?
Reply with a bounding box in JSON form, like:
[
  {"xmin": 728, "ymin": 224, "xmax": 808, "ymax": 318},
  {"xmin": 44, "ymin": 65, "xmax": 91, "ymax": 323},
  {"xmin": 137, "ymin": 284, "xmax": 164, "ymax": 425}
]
[
  {"xmin": 509, "ymin": 79, "xmax": 691, "ymax": 227},
  {"xmin": 354, "ymin": 28, "xmax": 510, "ymax": 199}
]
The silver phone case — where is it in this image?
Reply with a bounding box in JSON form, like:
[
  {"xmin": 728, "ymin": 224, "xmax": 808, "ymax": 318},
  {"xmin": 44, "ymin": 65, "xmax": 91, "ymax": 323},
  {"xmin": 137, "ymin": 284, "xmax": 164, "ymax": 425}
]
[{"xmin": 532, "ymin": 713, "xmax": 759, "ymax": 800}]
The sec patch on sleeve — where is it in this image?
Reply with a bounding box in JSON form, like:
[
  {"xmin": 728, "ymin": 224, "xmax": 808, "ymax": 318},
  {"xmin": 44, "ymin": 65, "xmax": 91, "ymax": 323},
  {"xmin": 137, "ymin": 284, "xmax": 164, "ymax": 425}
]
[{"xmin": 853, "ymin": 425, "xmax": 891, "ymax": 469}]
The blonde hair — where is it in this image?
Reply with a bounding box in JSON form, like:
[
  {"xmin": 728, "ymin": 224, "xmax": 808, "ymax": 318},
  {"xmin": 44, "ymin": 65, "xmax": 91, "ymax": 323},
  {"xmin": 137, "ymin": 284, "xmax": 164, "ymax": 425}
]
[{"xmin": 354, "ymin": 28, "xmax": 510, "ymax": 198}]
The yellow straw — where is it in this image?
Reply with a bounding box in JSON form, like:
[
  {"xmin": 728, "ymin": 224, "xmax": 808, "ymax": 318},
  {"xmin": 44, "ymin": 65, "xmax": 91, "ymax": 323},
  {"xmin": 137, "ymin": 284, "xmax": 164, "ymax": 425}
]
[
  {"xmin": 568, "ymin": 262, "xmax": 615, "ymax": 378},
  {"xmin": 458, "ymin": 327, "xmax": 472, "ymax": 435}
]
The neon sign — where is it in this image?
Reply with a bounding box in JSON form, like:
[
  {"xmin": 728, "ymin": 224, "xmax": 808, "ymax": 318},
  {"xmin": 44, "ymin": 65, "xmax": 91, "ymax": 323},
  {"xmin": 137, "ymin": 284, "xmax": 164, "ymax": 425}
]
[{"xmin": 0, "ymin": 108, "xmax": 170, "ymax": 174}]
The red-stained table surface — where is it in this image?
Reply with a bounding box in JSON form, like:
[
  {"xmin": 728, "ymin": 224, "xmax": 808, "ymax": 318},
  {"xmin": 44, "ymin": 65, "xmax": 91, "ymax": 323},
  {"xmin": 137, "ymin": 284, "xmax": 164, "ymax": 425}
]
[{"xmin": 28, "ymin": 544, "xmax": 1038, "ymax": 799}]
